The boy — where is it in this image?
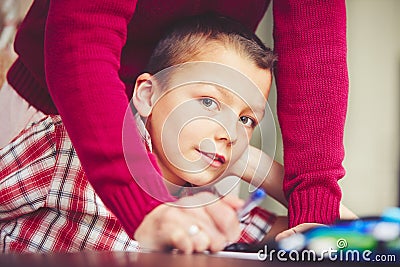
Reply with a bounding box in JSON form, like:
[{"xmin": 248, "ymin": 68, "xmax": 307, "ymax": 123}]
[
  {"xmin": 0, "ymin": 14, "xmax": 282, "ymax": 253},
  {"xmin": 0, "ymin": 14, "xmax": 353, "ymax": 253}
]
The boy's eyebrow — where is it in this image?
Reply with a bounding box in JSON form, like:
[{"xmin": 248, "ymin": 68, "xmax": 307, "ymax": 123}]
[
  {"xmin": 213, "ymin": 85, "xmax": 235, "ymax": 101},
  {"xmin": 253, "ymin": 106, "xmax": 266, "ymax": 119},
  {"xmin": 244, "ymin": 105, "xmax": 266, "ymax": 121},
  {"xmin": 213, "ymin": 85, "xmax": 266, "ymax": 119}
]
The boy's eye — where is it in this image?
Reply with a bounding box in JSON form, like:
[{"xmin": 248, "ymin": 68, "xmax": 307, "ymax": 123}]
[
  {"xmin": 200, "ymin": 98, "xmax": 219, "ymax": 110},
  {"xmin": 239, "ymin": 116, "xmax": 255, "ymax": 128}
]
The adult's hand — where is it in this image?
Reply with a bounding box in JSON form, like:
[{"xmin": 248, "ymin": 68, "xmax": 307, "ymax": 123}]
[
  {"xmin": 134, "ymin": 192, "xmax": 243, "ymax": 254},
  {"xmin": 275, "ymin": 204, "xmax": 358, "ymax": 241},
  {"xmin": 275, "ymin": 222, "xmax": 326, "ymax": 242}
]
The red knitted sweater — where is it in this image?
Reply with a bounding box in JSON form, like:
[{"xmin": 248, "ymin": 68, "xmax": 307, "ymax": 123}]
[{"xmin": 7, "ymin": 0, "xmax": 348, "ymax": 236}]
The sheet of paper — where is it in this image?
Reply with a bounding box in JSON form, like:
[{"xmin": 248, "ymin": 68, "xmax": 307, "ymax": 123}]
[{"xmin": 205, "ymin": 251, "xmax": 260, "ymax": 260}]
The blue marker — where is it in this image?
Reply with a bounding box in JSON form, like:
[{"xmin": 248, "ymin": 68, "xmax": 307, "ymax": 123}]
[{"xmin": 237, "ymin": 188, "xmax": 266, "ymax": 220}]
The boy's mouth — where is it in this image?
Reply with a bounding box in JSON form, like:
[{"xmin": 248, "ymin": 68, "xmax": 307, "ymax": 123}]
[{"xmin": 196, "ymin": 149, "xmax": 226, "ymax": 167}]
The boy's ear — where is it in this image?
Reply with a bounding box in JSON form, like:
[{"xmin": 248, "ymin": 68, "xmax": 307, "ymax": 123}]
[{"xmin": 132, "ymin": 73, "xmax": 155, "ymax": 117}]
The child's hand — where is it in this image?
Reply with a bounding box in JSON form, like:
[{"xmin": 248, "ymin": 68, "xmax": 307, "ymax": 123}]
[
  {"xmin": 227, "ymin": 145, "xmax": 267, "ymax": 185},
  {"xmin": 228, "ymin": 145, "xmax": 287, "ymax": 207},
  {"xmin": 134, "ymin": 192, "xmax": 244, "ymax": 254}
]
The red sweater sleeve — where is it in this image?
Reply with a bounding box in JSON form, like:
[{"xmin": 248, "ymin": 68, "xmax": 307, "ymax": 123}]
[
  {"xmin": 44, "ymin": 1, "xmax": 174, "ymax": 237},
  {"xmin": 273, "ymin": 0, "xmax": 348, "ymax": 227}
]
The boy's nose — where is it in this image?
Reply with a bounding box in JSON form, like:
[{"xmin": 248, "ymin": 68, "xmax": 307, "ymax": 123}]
[{"xmin": 214, "ymin": 116, "xmax": 238, "ymax": 145}]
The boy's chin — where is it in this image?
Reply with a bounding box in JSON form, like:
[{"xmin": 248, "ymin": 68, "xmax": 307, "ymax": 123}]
[
  {"xmin": 184, "ymin": 174, "xmax": 226, "ymax": 187},
  {"xmin": 164, "ymin": 169, "xmax": 228, "ymax": 187}
]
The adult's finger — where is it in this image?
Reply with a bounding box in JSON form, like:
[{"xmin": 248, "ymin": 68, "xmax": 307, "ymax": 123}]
[
  {"xmin": 219, "ymin": 194, "xmax": 244, "ymax": 210},
  {"xmin": 167, "ymin": 225, "xmax": 194, "ymax": 254},
  {"xmin": 275, "ymin": 223, "xmax": 326, "ymax": 242},
  {"xmin": 183, "ymin": 207, "xmax": 227, "ymax": 250},
  {"xmin": 204, "ymin": 197, "xmax": 241, "ymax": 248},
  {"xmin": 190, "ymin": 229, "xmax": 211, "ymax": 252},
  {"xmin": 177, "ymin": 192, "xmax": 241, "ymax": 252}
]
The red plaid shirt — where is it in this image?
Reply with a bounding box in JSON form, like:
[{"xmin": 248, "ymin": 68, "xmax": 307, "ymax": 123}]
[{"xmin": 0, "ymin": 115, "xmax": 275, "ymax": 253}]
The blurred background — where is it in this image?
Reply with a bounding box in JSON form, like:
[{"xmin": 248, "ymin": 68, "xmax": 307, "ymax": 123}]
[
  {"xmin": 253, "ymin": 0, "xmax": 400, "ymax": 217},
  {"xmin": 0, "ymin": 0, "xmax": 399, "ymax": 218},
  {"xmin": 0, "ymin": 0, "xmax": 31, "ymax": 86}
]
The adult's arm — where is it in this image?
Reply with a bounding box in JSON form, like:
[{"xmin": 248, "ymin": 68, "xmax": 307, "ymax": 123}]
[
  {"xmin": 44, "ymin": 0, "xmax": 174, "ymax": 237},
  {"xmin": 273, "ymin": 0, "xmax": 348, "ymax": 227}
]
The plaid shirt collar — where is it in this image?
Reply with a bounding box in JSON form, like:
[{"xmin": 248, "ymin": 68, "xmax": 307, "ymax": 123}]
[{"xmin": 135, "ymin": 113, "xmax": 152, "ymax": 152}]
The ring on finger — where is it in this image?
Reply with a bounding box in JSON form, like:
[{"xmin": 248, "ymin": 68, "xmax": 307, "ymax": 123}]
[{"xmin": 188, "ymin": 224, "xmax": 200, "ymax": 236}]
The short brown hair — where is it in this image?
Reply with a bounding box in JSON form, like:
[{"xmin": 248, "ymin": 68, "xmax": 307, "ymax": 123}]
[{"xmin": 144, "ymin": 14, "xmax": 277, "ymax": 74}]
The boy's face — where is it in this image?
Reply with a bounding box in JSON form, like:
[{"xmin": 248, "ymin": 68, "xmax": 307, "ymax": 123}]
[{"xmin": 140, "ymin": 46, "xmax": 272, "ymax": 186}]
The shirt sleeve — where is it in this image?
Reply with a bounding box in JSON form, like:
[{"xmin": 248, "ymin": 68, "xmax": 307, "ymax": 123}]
[
  {"xmin": 0, "ymin": 116, "xmax": 55, "ymax": 221},
  {"xmin": 44, "ymin": 1, "xmax": 175, "ymax": 237},
  {"xmin": 238, "ymin": 207, "xmax": 277, "ymax": 244},
  {"xmin": 272, "ymin": 0, "xmax": 348, "ymax": 227}
]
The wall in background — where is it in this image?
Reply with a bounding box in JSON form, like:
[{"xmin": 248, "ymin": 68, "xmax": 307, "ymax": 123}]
[
  {"xmin": 250, "ymin": 0, "xmax": 400, "ymax": 217},
  {"xmin": 341, "ymin": 0, "xmax": 400, "ymax": 216},
  {"xmin": 0, "ymin": 0, "xmax": 32, "ymax": 87}
]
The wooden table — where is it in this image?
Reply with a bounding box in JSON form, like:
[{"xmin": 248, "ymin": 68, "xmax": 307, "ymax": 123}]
[{"xmin": 0, "ymin": 250, "xmax": 376, "ymax": 267}]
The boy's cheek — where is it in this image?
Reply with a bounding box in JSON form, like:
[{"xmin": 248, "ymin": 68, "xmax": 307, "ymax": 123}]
[{"xmin": 230, "ymin": 142, "xmax": 250, "ymax": 164}]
